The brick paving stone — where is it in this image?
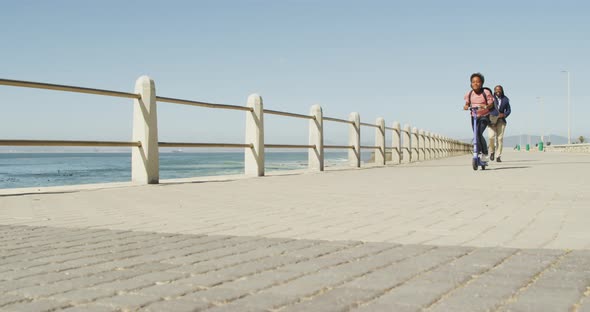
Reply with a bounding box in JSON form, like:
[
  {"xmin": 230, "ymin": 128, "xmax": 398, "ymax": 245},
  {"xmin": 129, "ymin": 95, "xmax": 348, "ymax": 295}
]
[
  {"xmin": 50, "ymin": 288, "xmax": 116, "ymax": 304},
  {"xmin": 279, "ymin": 287, "xmax": 377, "ymax": 312},
  {"xmin": 90, "ymin": 277, "xmax": 156, "ymax": 292},
  {"xmin": 134, "ymin": 282, "xmax": 201, "ymax": 298},
  {"xmin": 181, "ymin": 287, "xmax": 249, "ymax": 304},
  {"xmin": 0, "ymin": 279, "xmax": 40, "ymax": 293},
  {"xmin": 60, "ymin": 305, "xmax": 116, "ymax": 312},
  {"xmin": 218, "ymin": 270, "xmax": 302, "ymax": 291},
  {"xmin": 143, "ymin": 299, "xmax": 210, "ymax": 312},
  {"xmin": 92, "ymin": 293, "xmax": 163, "ymax": 310},
  {"xmin": 0, "ymin": 294, "xmax": 28, "ymax": 307},
  {"xmin": 1, "ymin": 298, "xmax": 70, "ymax": 312}
]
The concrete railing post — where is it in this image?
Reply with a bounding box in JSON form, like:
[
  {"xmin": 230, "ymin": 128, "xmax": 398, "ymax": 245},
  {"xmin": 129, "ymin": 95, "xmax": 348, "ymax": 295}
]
[
  {"xmin": 419, "ymin": 129, "xmax": 425, "ymax": 161},
  {"xmin": 348, "ymin": 112, "xmax": 361, "ymax": 167},
  {"xmin": 411, "ymin": 127, "xmax": 418, "ymax": 162},
  {"xmin": 375, "ymin": 118, "xmax": 386, "ymax": 165},
  {"xmin": 392, "ymin": 122, "xmax": 401, "ymax": 164},
  {"xmin": 308, "ymin": 104, "xmax": 324, "ymax": 171},
  {"xmin": 245, "ymin": 94, "xmax": 264, "ymax": 176},
  {"xmin": 432, "ymin": 133, "xmax": 437, "ymax": 159},
  {"xmin": 132, "ymin": 75, "xmax": 159, "ymax": 184},
  {"xmin": 425, "ymin": 131, "xmax": 431, "ymax": 160},
  {"xmin": 402, "ymin": 124, "xmax": 411, "ymax": 164}
]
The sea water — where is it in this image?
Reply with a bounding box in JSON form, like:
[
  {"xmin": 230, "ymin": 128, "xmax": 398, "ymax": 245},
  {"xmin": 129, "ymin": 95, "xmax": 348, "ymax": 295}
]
[{"xmin": 0, "ymin": 152, "xmax": 366, "ymax": 189}]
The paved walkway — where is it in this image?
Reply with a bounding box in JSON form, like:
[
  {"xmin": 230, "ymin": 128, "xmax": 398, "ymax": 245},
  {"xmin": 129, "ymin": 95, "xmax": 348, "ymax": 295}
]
[{"xmin": 1, "ymin": 151, "xmax": 590, "ymax": 311}]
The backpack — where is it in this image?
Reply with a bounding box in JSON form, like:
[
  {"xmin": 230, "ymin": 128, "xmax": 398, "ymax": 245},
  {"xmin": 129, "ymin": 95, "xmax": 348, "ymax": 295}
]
[{"xmin": 467, "ymin": 87, "xmax": 499, "ymax": 124}]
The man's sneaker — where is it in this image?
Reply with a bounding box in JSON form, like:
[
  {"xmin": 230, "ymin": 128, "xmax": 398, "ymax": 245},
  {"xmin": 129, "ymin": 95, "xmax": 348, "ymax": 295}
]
[
  {"xmin": 490, "ymin": 153, "xmax": 495, "ymax": 161},
  {"xmin": 496, "ymin": 156, "xmax": 502, "ymax": 162}
]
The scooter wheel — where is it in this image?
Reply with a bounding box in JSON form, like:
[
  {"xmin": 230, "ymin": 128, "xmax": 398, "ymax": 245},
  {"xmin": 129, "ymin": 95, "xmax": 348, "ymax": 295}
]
[
  {"xmin": 481, "ymin": 165, "xmax": 486, "ymax": 170},
  {"xmin": 472, "ymin": 158, "xmax": 478, "ymax": 171}
]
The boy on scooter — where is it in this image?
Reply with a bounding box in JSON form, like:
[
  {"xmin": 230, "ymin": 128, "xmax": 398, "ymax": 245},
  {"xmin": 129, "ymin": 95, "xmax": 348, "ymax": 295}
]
[{"xmin": 463, "ymin": 73, "xmax": 495, "ymax": 162}]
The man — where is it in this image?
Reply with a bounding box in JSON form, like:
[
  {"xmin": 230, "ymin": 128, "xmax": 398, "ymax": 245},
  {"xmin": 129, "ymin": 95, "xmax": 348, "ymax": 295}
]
[{"xmin": 488, "ymin": 85, "xmax": 511, "ymax": 162}]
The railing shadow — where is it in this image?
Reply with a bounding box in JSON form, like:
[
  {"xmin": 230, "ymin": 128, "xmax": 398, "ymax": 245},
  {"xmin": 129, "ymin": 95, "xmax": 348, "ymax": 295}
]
[{"xmin": 489, "ymin": 166, "xmax": 531, "ymax": 170}]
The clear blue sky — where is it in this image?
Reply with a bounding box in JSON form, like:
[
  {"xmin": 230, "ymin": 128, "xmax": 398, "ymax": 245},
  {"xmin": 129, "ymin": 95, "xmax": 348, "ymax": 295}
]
[{"xmin": 1, "ymin": 0, "xmax": 589, "ymax": 147}]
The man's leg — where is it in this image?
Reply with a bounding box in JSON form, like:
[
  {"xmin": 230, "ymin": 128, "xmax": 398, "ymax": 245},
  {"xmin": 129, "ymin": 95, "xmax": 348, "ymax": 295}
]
[
  {"xmin": 496, "ymin": 121, "xmax": 506, "ymax": 159},
  {"xmin": 488, "ymin": 123, "xmax": 497, "ymax": 160}
]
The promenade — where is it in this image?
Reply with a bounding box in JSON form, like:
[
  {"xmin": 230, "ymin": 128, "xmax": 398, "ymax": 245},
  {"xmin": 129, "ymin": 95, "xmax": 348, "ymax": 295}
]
[{"xmin": 1, "ymin": 151, "xmax": 590, "ymax": 311}]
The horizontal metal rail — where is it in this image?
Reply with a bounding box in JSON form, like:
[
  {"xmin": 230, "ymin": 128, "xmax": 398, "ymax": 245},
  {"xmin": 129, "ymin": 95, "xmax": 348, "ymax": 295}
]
[
  {"xmin": 158, "ymin": 142, "xmax": 251, "ymax": 148},
  {"xmin": 156, "ymin": 96, "xmax": 252, "ymax": 112},
  {"xmin": 385, "ymin": 127, "xmax": 400, "ymax": 133},
  {"xmin": 385, "ymin": 147, "xmax": 400, "ymax": 151},
  {"xmin": 0, "ymin": 139, "xmax": 141, "ymax": 147},
  {"xmin": 0, "ymin": 78, "xmax": 140, "ymax": 99},
  {"xmin": 401, "ymin": 129, "xmax": 410, "ymax": 134},
  {"xmin": 264, "ymin": 109, "xmax": 315, "ymax": 120},
  {"xmin": 359, "ymin": 122, "xmax": 380, "ymax": 129},
  {"xmin": 265, "ymin": 144, "xmax": 315, "ymax": 149},
  {"xmin": 323, "ymin": 116, "xmax": 354, "ymax": 125},
  {"xmin": 360, "ymin": 145, "xmax": 380, "ymax": 149},
  {"xmin": 324, "ymin": 145, "xmax": 354, "ymax": 149}
]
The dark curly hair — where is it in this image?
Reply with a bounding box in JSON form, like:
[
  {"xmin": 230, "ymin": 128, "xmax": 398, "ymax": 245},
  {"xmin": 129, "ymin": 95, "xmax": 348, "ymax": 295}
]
[{"xmin": 470, "ymin": 72, "xmax": 485, "ymax": 85}]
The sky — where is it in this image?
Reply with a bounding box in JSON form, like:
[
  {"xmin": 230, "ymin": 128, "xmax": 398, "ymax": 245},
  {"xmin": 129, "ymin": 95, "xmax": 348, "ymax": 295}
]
[{"xmin": 1, "ymin": 0, "xmax": 589, "ymax": 148}]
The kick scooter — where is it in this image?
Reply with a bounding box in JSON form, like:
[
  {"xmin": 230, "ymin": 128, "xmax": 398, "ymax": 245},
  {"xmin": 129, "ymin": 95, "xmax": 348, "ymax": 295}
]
[{"xmin": 470, "ymin": 107, "xmax": 488, "ymax": 170}]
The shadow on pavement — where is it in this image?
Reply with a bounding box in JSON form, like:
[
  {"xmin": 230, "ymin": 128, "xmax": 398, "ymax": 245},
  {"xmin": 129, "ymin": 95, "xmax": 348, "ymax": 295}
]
[{"xmin": 490, "ymin": 166, "xmax": 531, "ymax": 170}]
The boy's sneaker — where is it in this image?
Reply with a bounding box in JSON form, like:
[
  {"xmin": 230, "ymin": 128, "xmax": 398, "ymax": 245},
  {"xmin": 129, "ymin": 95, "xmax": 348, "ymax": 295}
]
[
  {"xmin": 496, "ymin": 156, "xmax": 502, "ymax": 162},
  {"xmin": 482, "ymin": 155, "xmax": 489, "ymax": 162},
  {"xmin": 490, "ymin": 153, "xmax": 495, "ymax": 161}
]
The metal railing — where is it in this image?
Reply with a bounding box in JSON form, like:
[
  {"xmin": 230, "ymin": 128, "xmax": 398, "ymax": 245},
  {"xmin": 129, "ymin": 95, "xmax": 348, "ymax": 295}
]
[
  {"xmin": 0, "ymin": 76, "xmax": 471, "ymax": 186},
  {"xmin": 323, "ymin": 116, "xmax": 354, "ymax": 125},
  {"xmin": 264, "ymin": 109, "xmax": 315, "ymax": 120},
  {"xmin": 0, "ymin": 140, "xmax": 140, "ymax": 147},
  {"xmin": 0, "ymin": 78, "xmax": 139, "ymax": 99},
  {"xmin": 157, "ymin": 96, "xmax": 252, "ymax": 112}
]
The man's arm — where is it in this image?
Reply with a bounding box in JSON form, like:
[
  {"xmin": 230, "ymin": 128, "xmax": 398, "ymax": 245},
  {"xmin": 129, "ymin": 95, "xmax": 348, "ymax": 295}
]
[{"xmin": 500, "ymin": 98, "xmax": 511, "ymax": 118}]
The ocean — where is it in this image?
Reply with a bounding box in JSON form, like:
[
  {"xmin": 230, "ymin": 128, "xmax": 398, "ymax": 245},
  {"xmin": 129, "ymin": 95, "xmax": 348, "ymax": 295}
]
[{"xmin": 0, "ymin": 152, "xmax": 370, "ymax": 189}]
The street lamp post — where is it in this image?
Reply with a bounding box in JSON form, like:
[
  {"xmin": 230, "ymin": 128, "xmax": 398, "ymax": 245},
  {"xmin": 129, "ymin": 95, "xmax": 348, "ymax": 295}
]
[
  {"xmin": 537, "ymin": 96, "xmax": 544, "ymax": 144},
  {"xmin": 561, "ymin": 70, "xmax": 571, "ymax": 144}
]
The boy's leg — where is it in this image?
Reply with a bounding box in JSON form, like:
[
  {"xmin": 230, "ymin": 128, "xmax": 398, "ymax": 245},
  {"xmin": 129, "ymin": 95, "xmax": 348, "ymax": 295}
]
[{"xmin": 478, "ymin": 118, "xmax": 489, "ymax": 156}]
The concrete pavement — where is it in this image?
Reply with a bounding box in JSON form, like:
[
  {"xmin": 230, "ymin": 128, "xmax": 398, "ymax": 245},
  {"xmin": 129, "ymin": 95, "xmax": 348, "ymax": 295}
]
[{"xmin": 1, "ymin": 150, "xmax": 590, "ymax": 311}]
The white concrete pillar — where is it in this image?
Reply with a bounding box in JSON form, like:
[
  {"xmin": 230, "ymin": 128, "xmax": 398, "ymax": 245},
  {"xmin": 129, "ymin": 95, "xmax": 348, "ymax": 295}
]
[
  {"xmin": 425, "ymin": 131, "xmax": 432, "ymax": 160},
  {"xmin": 391, "ymin": 122, "xmax": 401, "ymax": 164},
  {"xmin": 348, "ymin": 112, "xmax": 361, "ymax": 167},
  {"xmin": 436, "ymin": 134, "xmax": 442, "ymax": 158},
  {"xmin": 402, "ymin": 124, "xmax": 411, "ymax": 164},
  {"xmin": 411, "ymin": 127, "xmax": 418, "ymax": 162},
  {"xmin": 308, "ymin": 104, "xmax": 324, "ymax": 171},
  {"xmin": 132, "ymin": 76, "xmax": 159, "ymax": 184},
  {"xmin": 375, "ymin": 118, "xmax": 385, "ymax": 165},
  {"xmin": 419, "ymin": 129, "xmax": 425, "ymax": 161},
  {"xmin": 245, "ymin": 94, "xmax": 264, "ymax": 176}
]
